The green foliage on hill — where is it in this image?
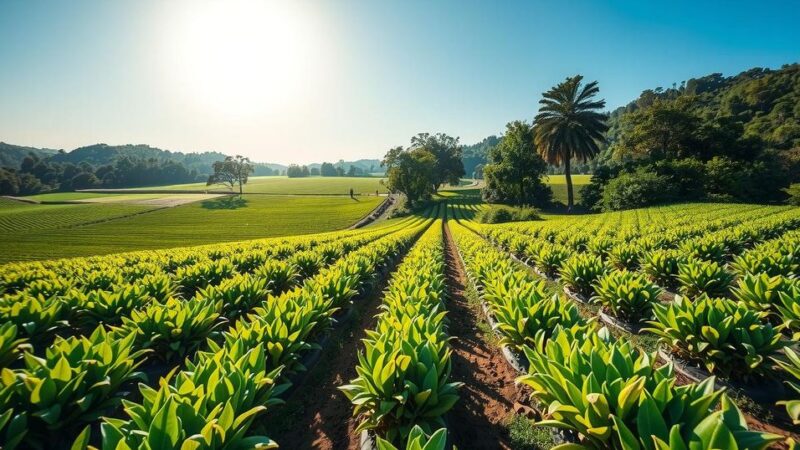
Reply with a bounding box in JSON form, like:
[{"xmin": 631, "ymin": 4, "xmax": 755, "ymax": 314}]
[{"xmin": 585, "ymin": 63, "xmax": 800, "ymax": 210}]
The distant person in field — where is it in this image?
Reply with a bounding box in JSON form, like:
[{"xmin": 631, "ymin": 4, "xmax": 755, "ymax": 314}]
[{"xmin": 350, "ymin": 188, "xmax": 354, "ymax": 198}]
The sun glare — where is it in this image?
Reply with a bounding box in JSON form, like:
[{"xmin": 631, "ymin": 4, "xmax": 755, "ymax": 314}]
[{"xmin": 162, "ymin": 0, "xmax": 319, "ymax": 117}]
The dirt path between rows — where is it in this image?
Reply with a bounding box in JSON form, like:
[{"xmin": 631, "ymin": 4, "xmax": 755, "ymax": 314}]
[
  {"xmin": 442, "ymin": 220, "xmax": 527, "ymax": 449},
  {"xmin": 266, "ymin": 267, "xmax": 398, "ymax": 449}
]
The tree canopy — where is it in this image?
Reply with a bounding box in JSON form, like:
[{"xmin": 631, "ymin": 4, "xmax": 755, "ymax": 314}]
[
  {"xmin": 482, "ymin": 121, "xmax": 552, "ymax": 207},
  {"xmin": 407, "ymin": 133, "xmax": 465, "ymax": 190},
  {"xmin": 382, "ymin": 146, "xmax": 435, "ymax": 206},
  {"xmin": 207, "ymin": 155, "xmax": 254, "ymax": 194},
  {"xmin": 534, "ymin": 75, "xmax": 608, "ymax": 210}
]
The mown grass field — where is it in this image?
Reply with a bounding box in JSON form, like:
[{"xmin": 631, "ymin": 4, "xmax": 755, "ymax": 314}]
[
  {"xmin": 0, "ymin": 195, "xmax": 382, "ymax": 262},
  {"xmin": 125, "ymin": 176, "xmax": 389, "ymax": 195},
  {"xmin": 545, "ymin": 173, "xmax": 591, "ymax": 204}
]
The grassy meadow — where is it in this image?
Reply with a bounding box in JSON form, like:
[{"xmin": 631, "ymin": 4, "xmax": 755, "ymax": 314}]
[
  {"xmin": 121, "ymin": 176, "xmax": 389, "ymax": 195},
  {"xmin": 545, "ymin": 174, "xmax": 591, "ymax": 204},
  {"xmin": 0, "ymin": 194, "xmax": 382, "ymax": 262}
]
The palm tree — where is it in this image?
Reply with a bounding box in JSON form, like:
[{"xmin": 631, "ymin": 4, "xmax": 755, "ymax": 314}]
[{"xmin": 534, "ymin": 75, "xmax": 608, "ymax": 211}]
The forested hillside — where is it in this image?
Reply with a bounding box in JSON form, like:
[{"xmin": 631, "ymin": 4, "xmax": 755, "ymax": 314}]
[
  {"xmin": 0, "ymin": 142, "xmax": 58, "ymax": 168},
  {"xmin": 583, "ymin": 63, "xmax": 800, "ymax": 210}
]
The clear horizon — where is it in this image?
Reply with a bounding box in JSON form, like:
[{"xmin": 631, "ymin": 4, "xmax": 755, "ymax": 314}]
[{"xmin": 1, "ymin": 0, "xmax": 798, "ymax": 165}]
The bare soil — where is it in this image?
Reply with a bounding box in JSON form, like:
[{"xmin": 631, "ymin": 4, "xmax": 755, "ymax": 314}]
[
  {"xmin": 266, "ymin": 267, "xmax": 396, "ymax": 449},
  {"xmin": 443, "ymin": 221, "xmax": 529, "ymax": 449}
]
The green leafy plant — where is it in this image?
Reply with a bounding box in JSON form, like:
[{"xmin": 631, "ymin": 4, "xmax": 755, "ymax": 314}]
[
  {"xmin": 254, "ymin": 260, "xmax": 300, "ymax": 294},
  {"xmin": 731, "ymin": 273, "xmax": 799, "ymax": 314},
  {"xmin": 376, "ymin": 426, "xmax": 451, "ymax": 450},
  {"xmin": 290, "ymin": 250, "xmax": 325, "ymax": 278},
  {"xmin": 197, "ymin": 273, "xmax": 268, "ymax": 319},
  {"xmin": 775, "ymin": 347, "xmax": 800, "ymax": 425},
  {"xmin": 532, "ymin": 244, "xmax": 570, "ymax": 278},
  {"xmin": 3, "ymin": 328, "xmax": 147, "ymax": 446},
  {"xmin": 483, "ymin": 273, "xmax": 585, "ymax": 350},
  {"xmin": 518, "ymin": 328, "xmax": 782, "ymax": 450},
  {"xmin": 592, "ymin": 270, "xmax": 662, "ymax": 324},
  {"xmin": 0, "ymin": 323, "xmax": 31, "ymax": 369},
  {"xmin": 607, "ymin": 243, "xmax": 641, "ymax": 270},
  {"xmin": 0, "ymin": 294, "xmax": 69, "ymax": 342},
  {"xmin": 559, "ymin": 253, "xmax": 609, "ymax": 298},
  {"xmin": 115, "ymin": 297, "xmax": 223, "ymax": 364},
  {"xmin": 646, "ymin": 296, "xmax": 785, "ymax": 379},
  {"xmin": 101, "ymin": 343, "xmax": 286, "ymax": 450},
  {"xmin": 676, "ymin": 259, "xmax": 734, "ymax": 297},
  {"xmin": 640, "ymin": 249, "xmax": 685, "ymax": 290}
]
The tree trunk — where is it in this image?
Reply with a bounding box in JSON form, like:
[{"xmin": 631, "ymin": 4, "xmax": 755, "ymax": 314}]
[
  {"xmin": 564, "ymin": 156, "xmax": 574, "ymax": 211},
  {"xmin": 519, "ymin": 181, "xmax": 525, "ymax": 207}
]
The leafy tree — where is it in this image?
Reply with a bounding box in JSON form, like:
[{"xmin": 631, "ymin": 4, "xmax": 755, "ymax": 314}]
[
  {"xmin": 408, "ymin": 132, "xmax": 465, "ymax": 190},
  {"xmin": 206, "ymin": 155, "xmax": 253, "ymax": 194},
  {"xmin": 310, "ymin": 167, "xmax": 320, "ymax": 176},
  {"xmin": 534, "ymin": 75, "xmax": 608, "ymax": 210},
  {"xmin": 481, "ymin": 121, "xmax": 552, "ymax": 207},
  {"xmin": 320, "ymin": 162, "xmax": 338, "ymax": 177},
  {"xmin": 71, "ymin": 172, "xmax": 99, "ymax": 189},
  {"xmin": 286, "ymin": 164, "xmax": 310, "ymax": 178},
  {"xmin": 382, "ymin": 146, "xmax": 436, "ymax": 207}
]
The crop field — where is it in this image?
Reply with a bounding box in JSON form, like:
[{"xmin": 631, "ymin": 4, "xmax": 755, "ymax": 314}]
[
  {"xmin": 119, "ymin": 175, "xmax": 390, "ymax": 195},
  {"xmin": 0, "ymin": 195, "xmax": 383, "ymax": 262},
  {"xmin": 2, "ymin": 198, "xmax": 800, "ymax": 449},
  {"xmin": 0, "ymin": 198, "xmax": 157, "ymax": 234}
]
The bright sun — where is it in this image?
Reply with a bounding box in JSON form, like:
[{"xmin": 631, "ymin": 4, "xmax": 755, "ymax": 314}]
[{"xmin": 162, "ymin": 0, "xmax": 318, "ymax": 117}]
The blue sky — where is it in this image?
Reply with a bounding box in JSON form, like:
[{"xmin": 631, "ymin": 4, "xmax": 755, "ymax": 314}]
[{"xmin": 0, "ymin": 0, "xmax": 797, "ymax": 164}]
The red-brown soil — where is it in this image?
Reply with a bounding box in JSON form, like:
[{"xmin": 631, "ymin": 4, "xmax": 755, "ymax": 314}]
[{"xmin": 443, "ymin": 221, "xmax": 529, "ymax": 449}]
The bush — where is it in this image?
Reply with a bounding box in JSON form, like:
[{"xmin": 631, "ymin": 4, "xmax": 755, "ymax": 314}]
[
  {"xmin": 785, "ymin": 183, "xmax": 800, "ymax": 205},
  {"xmin": 476, "ymin": 205, "xmax": 541, "ymax": 224},
  {"xmin": 601, "ymin": 169, "xmax": 675, "ymax": 211}
]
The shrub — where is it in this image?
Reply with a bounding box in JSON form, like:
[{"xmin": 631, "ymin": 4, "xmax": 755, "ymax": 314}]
[
  {"xmin": 592, "ymin": 270, "xmax": 662, "ymax": 324},
  {"xmin": 601, "ymin": 169, "xmax": 675, "ymax": 211},
  {"xmin": 646, "ymin": 296, "xmax": 785, "ymax": 380},
  {"xmin": 476, "ymin": 205, "xmax": 541, "ymax": 224},
  {"xmin": 676, "ymin": 259, "xmax": 734, "ymax": 297}
]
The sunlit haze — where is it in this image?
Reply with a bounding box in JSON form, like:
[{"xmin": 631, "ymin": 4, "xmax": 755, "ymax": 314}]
[{"xmin": 0, "ymin": 0, "xmax": 798, "ymax": 164}]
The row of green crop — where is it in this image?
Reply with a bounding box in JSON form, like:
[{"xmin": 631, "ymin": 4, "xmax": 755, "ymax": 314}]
[
  {"xmin": 341, "ymin": 220, "xmax": 459, "ymax": 449},
  {"xmin": 0, "ymin": 218, "xmax": 408, "ymax": 354},
  {"xmin": 0, "ymin": 216, "xmax": 430, "ymax": 448},
  {"xmin": 449, "ymin": 216, "xmax": 790, "ymax": 448},
  {"xmin": 481, "ymin": 208, "xmax": 800, "ymax": 340}
]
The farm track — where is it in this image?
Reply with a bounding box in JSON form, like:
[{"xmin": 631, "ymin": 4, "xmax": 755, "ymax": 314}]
[
  {"xmin": 442, "ymin": 220, "xmax": 526, "ymax": 450},
  {"xmin": 266, "ymin": 234, "xmax": 415, "ymax": 450}
]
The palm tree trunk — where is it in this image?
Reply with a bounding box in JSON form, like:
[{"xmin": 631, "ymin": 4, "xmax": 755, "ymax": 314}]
[{"xmin": 564, "ymin": 157, "xmax": 574, "ymax": 211}]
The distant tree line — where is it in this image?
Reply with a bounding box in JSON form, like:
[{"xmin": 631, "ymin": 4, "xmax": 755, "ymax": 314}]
[
  {"xmin": 287, "ymin": 162, "xmax": 372, "ymax": 178},
  {"xmin": 0, "ymin": 154, "xmax": 205, "ymax": 195}
]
